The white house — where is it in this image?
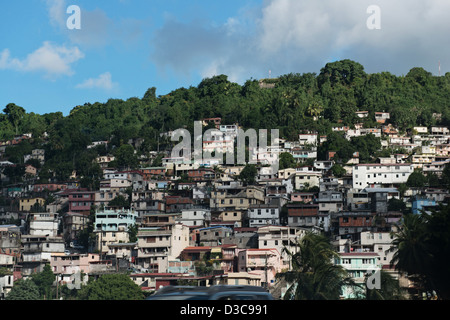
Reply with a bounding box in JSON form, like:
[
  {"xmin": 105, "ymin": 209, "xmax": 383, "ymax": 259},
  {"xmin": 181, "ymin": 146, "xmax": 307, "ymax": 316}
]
[
  {"xmin": 413, "ymin": 127, "xmax": 428, "ymax": 134},
  {"xmin": 431, "ymin": 126, "xmax": 449, "ymax": 135},
  {"xmin": 359, "ymin": 231, "xmax": 396, "ymax": 268},
  {"xmin": 29, "ymin": 212, "xmax": 59, "ymax": 237},
  {"xmin": 298, "ymin": 134, "xmax": 318, "ymax": 146},
  {"xmin": 247, "ymin": 204, "xmax": 280, "ymax": 228},
  {"xmin": 352, "ymin": 164, "xmax": 414, "ymax": 189},
  {"xmin": 257, "ymin": 225, "xmax": 307, "ymax": 271},
  {"xmin": 176, "ymin": 208, "xmax": 211, "ymax": 227}
]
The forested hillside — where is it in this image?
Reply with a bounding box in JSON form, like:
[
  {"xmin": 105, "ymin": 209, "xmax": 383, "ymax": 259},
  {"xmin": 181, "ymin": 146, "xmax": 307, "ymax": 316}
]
[{"xmin": 1, "ymin": 59, "xmax": 450, "ymax": 184}]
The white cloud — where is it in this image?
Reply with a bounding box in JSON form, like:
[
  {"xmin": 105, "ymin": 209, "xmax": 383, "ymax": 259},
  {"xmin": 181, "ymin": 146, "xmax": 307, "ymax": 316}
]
[
  {"xmin": 0, "ymin": 42, "xmax": 84, "ymax": 77},
  {"xmin": 151, "ymin": 0, "xmax": 450, "ymax": 84},
  {"xmin": 46, "ymin": 0, "xmax": 67, "ymax": 28},
  {"xmin": 76, "ymin": 72, "xmax": 117, "ymax": 90}
]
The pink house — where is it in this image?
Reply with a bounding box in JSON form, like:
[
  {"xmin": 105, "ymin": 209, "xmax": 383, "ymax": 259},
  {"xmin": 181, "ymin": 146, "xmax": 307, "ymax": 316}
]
[
  {"xmin": 33, "ymin": 183, "xmax": 68, "ymax": 192},
  {"xmin": 237, "ymin": 248, "xmax": 282, "ymax": 287},
  {"xmin": 51, "ymin": 253, "xmax": 100, "ymax": 275},
  {"xmin": 50, "ymin": 253, "xmax": 101, "ymax": 287},
  {"xmin": 290, "ymin": 192, "xmax": 316, "ymax": 203},
  {"xmin": 68, "ymin": 190, "xmax": 96, "ymax": 213}
]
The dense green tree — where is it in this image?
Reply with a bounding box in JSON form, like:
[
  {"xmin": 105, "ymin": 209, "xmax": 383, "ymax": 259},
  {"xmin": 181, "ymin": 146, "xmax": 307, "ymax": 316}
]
[
  {"xmin": 108, "ymin": 195, "xmax": 130, "ymax": 209},
  {"xmin": 279, "ymin": 152, "xmax": 296, "ymax": 170},
  {"xmin": 128, "ymin": 224, "xmax": 139, "ymax": 243},
  {"xmin": 3, "ymin": 103, "xmax": 26, "ymax": 135},
  {"xmin": 388, "ymin": 198, "xmax": 407, "ymax": 212},
  {"xmin": 4, "ymin": 140, "xmax": 33, "ymax": 164},
  {"xmin": 318, "ymin": 59, "xmax": 366, "ymax": 87},
  {"xmin": 6, "ymin": 279, "xmax": 40, "ymax": 300},
  {"xmin": 406, "ymin": 170, "xmax": 427, "ymax": 188},
  {"xmin": 238, "ymin": 164, "xmax": 258, "ymax": 185},
  {"xmin": 331, "ymin": 164, "xmax": 346, "ymax": 177},
  {"xmin": 318, "ymin": 132, "xmax": 354, "ymax": 163},
  {"xmin": 31, "ymin": 264, "xmax": 56, "ymax": 299},
  {"xmin": 3, "ymin": 165, "xmax": 26, "ymax": 183},
  {"xmin": 113, "ymin": 144, "xmax": 139, "ymax": 169},
  {"xmin": 78, "ymin": 274, "xmax": 144, "ymax": 300},
  {"xmin": 351, "ymin": 134, "xmax": 381, "ymax": 163}
]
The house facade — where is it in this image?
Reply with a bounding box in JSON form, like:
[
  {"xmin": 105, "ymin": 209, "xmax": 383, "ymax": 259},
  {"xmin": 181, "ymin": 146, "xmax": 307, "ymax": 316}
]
[
  {"xmin": 352, "ymin": 164, "xmax": 414, "ymax": 189},
  {"xmin": 237, "ymin": 248, "xmax": 282, "ymax": 288},
  {"xmin": 335, "ymin": 252, "xmax": 381, "ymax": 299},
  {"xmin": 246, "ymin": 204, "xmax": 280, "ymax": 228}
]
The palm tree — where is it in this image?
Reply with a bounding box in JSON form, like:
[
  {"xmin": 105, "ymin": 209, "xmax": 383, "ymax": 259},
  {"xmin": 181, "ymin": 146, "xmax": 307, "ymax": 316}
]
[
  {"xmin": 390, "ymin": 214, "xmax": 432, "ymax": 276},
  {"xmin": 307, "ymin": 100, "xmax": 324, "ymax": 121},
  {"xmin": 277, "ymin": 232, "xmax": 356, "ymax": 300},
  {"xmin": 390, "ymin": 213, "xmax": 434, "ymax": 298}
]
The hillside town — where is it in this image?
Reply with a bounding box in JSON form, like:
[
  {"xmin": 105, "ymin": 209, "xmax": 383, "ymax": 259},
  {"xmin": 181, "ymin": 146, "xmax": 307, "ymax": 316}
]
[{"xmin": 0, "ymin": 113, "xmax": 449, "ymax": 300}]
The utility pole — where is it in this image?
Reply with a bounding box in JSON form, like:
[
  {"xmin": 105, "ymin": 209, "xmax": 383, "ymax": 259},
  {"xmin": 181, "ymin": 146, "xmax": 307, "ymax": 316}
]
[{"xmin": 265, "ymin": 252, "xmax": 268, "ymax": 290}]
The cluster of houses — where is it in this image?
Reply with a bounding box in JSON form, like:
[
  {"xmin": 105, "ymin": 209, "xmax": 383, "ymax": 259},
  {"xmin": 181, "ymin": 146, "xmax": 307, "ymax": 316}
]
[{"xmin": 0, "ymin": 113, "xmax": 449, "ymax": 299}]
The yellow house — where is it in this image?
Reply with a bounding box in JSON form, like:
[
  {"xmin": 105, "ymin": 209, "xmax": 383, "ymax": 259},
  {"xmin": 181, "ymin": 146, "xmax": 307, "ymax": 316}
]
[
  {"xmin": 19, "ymin": 197, "xmax": 45, "ymax": 212},
  {"xmin": 210, "ymin": 186, "xmax": 265, "ymax": 210}
]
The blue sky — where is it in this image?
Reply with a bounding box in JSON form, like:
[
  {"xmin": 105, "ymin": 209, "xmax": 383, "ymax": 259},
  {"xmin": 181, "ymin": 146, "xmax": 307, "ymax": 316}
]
[{"xmin": 1, "ymin": 0, "xmax": 449, "ymax": 116}]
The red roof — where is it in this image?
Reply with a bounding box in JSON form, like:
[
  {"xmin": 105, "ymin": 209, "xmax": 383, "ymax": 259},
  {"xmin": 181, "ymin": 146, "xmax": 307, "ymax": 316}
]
[
  {"xmin": 182, "ymin": 246, "xmax": 212, "ymax": 251},
  {"xmin": 340, "ymin": 252, "xmax": 379, "ymax": 257}
]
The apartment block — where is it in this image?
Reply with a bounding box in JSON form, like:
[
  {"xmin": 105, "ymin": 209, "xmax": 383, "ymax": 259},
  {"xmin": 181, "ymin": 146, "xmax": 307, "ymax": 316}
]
[{"xmin": 352, "ymin": 164, "xmax": 414, "ymax": 189}]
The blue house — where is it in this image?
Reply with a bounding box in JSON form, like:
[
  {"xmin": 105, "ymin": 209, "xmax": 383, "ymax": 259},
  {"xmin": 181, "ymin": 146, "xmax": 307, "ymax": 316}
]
[
  {"xmin": 94, "ymin": 208, "xmax": 138, "ymax": 232},
  {"xmin": 411, "ymin": 196, "xmax": 437, "ymax": 214}
]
